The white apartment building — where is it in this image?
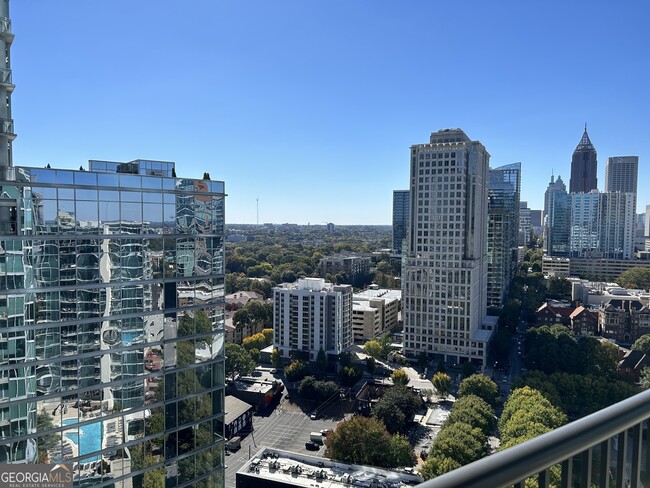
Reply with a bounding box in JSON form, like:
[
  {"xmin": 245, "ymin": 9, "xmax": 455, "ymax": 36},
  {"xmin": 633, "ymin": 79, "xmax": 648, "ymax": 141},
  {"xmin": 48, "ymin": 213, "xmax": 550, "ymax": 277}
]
[
  {"xmin": 403, "ymin": 129, "xmax": 492, "ymax": 370},
  {"xmin": 352, "ymin": 288, "xmax": 401, "ymax": 343},
  {"xmin": 272, "ymin": 278, "xmax": 352, "ymax": 362}
]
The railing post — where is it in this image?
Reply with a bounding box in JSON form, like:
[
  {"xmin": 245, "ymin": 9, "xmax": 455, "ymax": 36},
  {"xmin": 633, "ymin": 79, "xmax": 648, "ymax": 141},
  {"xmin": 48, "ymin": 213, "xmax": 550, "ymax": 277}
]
[
  {"xmin": 538, "ymin": 468, "xmax": 549, "ymax": 488},
  {"xmin": 581, "ymin": 448, "xmax": 592, "ymax": 487},
  {"xmin": 631, "ymin": 423, "xmax": 642, "ymax": 488},
  {"xmin": 599, "ymin": 439, "xmax": 610, "ymax": 488},
  {"xmin": 561, "ymin": 458, "xmax": 572, "ymax": 488},
  {"xmin": 616, "ymin": 430, "xmax": 627, "ymax": 488}
]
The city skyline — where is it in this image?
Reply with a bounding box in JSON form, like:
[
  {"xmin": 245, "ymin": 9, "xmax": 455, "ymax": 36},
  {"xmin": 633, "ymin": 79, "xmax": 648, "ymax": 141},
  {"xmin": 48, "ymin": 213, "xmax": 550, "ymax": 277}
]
[{"xmin": 10, "ymin": 1, "xmax": 650, "ymax": 224}]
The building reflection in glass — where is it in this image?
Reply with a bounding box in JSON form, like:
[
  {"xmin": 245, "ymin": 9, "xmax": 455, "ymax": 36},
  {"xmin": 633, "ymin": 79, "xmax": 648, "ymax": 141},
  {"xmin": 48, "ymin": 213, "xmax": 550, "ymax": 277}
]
[{"xmin": 0, "ymin": 160, "xmax": 226, "ymax": 487}]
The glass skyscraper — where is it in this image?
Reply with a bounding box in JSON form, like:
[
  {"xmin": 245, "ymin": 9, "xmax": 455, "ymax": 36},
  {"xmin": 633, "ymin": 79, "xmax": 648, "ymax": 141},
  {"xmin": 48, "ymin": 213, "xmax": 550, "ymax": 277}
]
[
  {"xmin": 487, "ymin": 163, "xmax": 521, "ymax": 307},
  {"xmin": 392, "ymin": 190, "xmax": 409, "ymax": 256},
  {"xmin": 0, "ymin": 160, "xmax": 226, "ymax": 487}
]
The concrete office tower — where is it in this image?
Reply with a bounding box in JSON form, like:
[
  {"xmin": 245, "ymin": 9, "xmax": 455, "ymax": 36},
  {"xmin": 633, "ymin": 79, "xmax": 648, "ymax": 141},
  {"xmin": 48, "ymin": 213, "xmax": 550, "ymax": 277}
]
[
  {"xmin": 0, "ymin": 160, "xmax": 227, "ymax": 487},
  {"xmin": 543, "ymin": 175, "xmax": 570, "ymax": 256},
  {"xmin": 569, "ymin": 127, "xmax": 598, "ymax": 194},
  {"xmin": 273, "ymin": 278, "xmax": 352, "ymax": 362},
  {"xmin": 570, "ymin": 190, "xmax": 601, "ymax": 257},
  {"xmin": 599, "ymin": 192, "xmax": 635, "ymax": 259},
  {"xmin": 487, "ymin": 163, "xmax": 521, "ymax": 307},
  {"xmin": 392, "ymin": 190, "xmax": 409, "ymax": 256},
  {"xmin": 403, "ymin": 129, "xmax": 492, "ymax": 370},
  {"xmin": 605, "ymin": 156, "xmax": 639, "ymax": 194},
  {"xmin": 519, "ymin": 201, "xmax": 532, "ymax": 246}
]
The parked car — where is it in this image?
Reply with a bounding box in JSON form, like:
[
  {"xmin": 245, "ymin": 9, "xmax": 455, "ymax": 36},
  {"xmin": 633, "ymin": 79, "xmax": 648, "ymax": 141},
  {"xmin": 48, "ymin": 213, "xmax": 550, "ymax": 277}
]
[{"xmin": 305, "ymin": 441, "xmax": 319, "ymax": 451}]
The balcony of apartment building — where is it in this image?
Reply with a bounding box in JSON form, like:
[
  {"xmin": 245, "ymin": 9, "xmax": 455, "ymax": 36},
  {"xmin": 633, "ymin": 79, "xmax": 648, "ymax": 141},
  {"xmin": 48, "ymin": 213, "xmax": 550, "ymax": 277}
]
[{"xmin": 417, "ymin": 388, "xmax": 650, "ymax": 488}]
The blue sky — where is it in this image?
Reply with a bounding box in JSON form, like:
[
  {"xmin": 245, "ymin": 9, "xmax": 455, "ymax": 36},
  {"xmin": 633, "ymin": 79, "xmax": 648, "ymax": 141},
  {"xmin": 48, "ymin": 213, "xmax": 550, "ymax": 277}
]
[{"xmin": 10, "ymin": 1, "xmax": 650, "ymax": 225}]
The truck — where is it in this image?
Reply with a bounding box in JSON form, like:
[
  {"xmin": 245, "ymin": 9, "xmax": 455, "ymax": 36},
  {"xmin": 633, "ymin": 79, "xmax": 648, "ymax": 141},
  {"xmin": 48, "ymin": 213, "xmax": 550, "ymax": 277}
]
[
  {"xmin": 226, "ymin": 436, "xmax": 241, "ymax": 451},
  {"xmin": 310, "ymin": 432, "xmax": 324, "ymax": 444}
]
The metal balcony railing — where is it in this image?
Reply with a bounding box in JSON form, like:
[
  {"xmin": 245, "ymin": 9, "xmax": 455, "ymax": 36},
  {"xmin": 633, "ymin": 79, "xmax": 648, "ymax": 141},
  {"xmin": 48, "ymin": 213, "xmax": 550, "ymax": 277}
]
[
  {"xmin": 0, "ymin": 17, "xmax": 11, "ymax": 37},
  {"xmin": 417, "ymin": 388, "xmax": 650, "ymax": 488},
  {"xmin": 0, "ymin": 118, "xmax": 13, "ymax": 135}
]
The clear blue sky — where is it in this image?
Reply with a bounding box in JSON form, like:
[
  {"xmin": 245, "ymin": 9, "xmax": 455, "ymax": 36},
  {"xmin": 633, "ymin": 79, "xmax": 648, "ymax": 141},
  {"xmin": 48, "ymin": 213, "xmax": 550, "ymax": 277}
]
[{"xmin": 11, "ymin": 1, "xmax": 650, "ymax": 225}]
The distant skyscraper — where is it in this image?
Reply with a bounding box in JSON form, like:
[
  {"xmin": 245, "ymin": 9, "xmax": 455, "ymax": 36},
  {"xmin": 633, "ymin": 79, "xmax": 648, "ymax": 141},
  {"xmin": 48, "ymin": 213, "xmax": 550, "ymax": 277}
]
[
  {"xmin": 519, "ymin": 201, "xmax": 532, "ymax": 246},
  {"xmin": 570, "ymin": 190, "xmax": 600, "ymax": 257},
  {"xmin": 392, "ymin": 190, "xmax": 409, "ymax": 255},
  {"xmin": 569, "ymin": 127, "xmax": 598, "ymax": 194},
  {"xmin": 487, "ymin": 163, "xmax": 521, "ymax": 307},
  {"xmin": 605, "ymin": 156, "xmax": 639, "ymax": 194},
  {"xmin": 599, "ymin": 192, "xmax": 635, "ymax": 259},
  {"xmin": 403, "ymin": 129, "xmax": 492, "ymax": 369},
  {"xmin": 544, "ymin": 175, "xmax": 570, "ymax": 256}
]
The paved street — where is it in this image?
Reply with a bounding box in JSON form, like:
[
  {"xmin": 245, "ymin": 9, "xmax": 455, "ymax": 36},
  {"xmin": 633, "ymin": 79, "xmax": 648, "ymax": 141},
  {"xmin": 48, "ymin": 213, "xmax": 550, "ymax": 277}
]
[{"xmin": 224, "ymin": 393, "xmax": 345, "ymax": 486}]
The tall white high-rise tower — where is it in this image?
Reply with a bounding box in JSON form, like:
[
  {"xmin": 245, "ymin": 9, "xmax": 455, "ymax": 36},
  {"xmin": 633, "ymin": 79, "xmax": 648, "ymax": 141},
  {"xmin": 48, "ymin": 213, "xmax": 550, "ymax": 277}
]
[
  {"xmin": 0, "ymin": 0, "xmax": 13, "ymax": 178},
  {"xmin": 402, "ymin": 129, "xmax": 494, "ymax": 370}
]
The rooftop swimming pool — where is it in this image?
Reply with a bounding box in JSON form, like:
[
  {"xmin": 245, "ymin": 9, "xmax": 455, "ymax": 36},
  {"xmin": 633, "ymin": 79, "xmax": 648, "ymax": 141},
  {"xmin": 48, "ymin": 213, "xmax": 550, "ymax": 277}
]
[{"xmin": 63, "ymin": 418, "xmax": 103, "ymax": 462}]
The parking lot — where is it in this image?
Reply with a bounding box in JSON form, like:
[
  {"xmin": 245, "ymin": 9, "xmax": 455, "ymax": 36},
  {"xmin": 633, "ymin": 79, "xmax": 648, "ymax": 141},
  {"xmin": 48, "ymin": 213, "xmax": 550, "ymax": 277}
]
[{"xmin": 224, "ymin": 391, "xmax": 346, "ymax": 487}]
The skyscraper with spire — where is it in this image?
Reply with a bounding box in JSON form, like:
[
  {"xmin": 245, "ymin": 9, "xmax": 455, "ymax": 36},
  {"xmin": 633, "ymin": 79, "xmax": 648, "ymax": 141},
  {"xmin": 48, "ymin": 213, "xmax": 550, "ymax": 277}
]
[{"xmin": 569, "ymin": 126, "xmax": 598, "ymax": 194}]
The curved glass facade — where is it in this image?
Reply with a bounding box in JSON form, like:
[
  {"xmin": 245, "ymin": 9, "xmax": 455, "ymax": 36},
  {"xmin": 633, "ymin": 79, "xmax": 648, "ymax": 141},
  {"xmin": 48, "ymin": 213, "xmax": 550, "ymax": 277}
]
[{"xmin": 0, "ymin": 161, "xmax": 225, "ymax": 487}]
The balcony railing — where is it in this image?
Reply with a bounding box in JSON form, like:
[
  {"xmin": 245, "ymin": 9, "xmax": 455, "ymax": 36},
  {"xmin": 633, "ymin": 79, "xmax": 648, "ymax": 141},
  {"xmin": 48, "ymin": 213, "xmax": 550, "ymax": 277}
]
[
  {"xmin": 417, "ymin": 388, "xmax": 650, "ymax": 488},
  {"xmin": 0, "ymin": 17, "xmax": 11, "ymax": 37},
  {"xmin": 0, "ymin": 118, "xmax": 14, "ymax": 136}
]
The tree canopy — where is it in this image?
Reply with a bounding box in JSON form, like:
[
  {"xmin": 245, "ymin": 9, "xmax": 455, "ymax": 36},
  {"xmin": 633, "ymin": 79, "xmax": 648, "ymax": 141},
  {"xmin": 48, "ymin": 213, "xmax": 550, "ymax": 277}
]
[
  {"xmin": 391, "ymin": 369, "xmax": 409, "ymax": 387},
  {"xmin": 324, "ymin": 416, "xmax": 415, "ymax": 468},
  {"xmin": 632, "ymin": 334, "xmax": 650, "ymax": 356},
  {"xmin": 457, "ymin": 374, "xmax": 499, "ymax": 407},
  {"xmin": 431, "ymin": 372, "xmax": 451, "ymax": 398},
  {"xmin": 372, "ymin": 385, "xmax": 422, "ymax": 435},
  {"xmin": 618, "ymin": 268, "xmax": 650, "ymax": 291},
  {"xmin": 225, "ymin": 343, "xmax": 256, "ymax": 380},
  {"xmin": 284, "ymin": 360, "xmax": 310, "ymax": 382}
]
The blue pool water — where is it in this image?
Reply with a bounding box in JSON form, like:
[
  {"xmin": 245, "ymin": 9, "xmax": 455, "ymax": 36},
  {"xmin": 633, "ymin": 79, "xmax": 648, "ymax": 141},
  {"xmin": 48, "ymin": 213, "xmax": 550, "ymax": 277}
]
[
  {"xmin": 63, "ymin": 418, "xmax": 103, "ymax": 462},
  {"xmin": 122, "ymin": 331, "xmax": 142, "ymax": 346}
]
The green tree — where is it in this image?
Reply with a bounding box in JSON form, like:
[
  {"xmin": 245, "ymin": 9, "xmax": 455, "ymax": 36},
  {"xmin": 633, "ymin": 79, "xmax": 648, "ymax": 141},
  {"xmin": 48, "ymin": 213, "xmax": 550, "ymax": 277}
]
[
  {"xmin": 338, "ymin": 351, "xmax": 352, "ymax": 368},
  {"xmin": 391, "ymin": 368, "xmax": 409, "ymax": 387},
  {"xmin": 339, "ymin": 366, "xmax": 362, "ymax": 386},
  {"xmin": 618, "ymin": 268, "xmax": 650, "ymax": 290},
  {"xmin": 242, "ymin": 332, "xmax": 266, "ymax": 351},
  {"xmin": 457, "ymin": 374, "xmax": 499, "ymax": 407},
  {"xmin": 284, "ymin": 360, "xmax": 310, "ymax": 382},
  {"xmin": 446, "ymin": 395, "xmax": 495, "ymax": 437},
  {"xmin": 432, "ymin": 372, "xmax": 452, "ymax": 398},
  {"xmin": 324, "ymin": 416, "xmax": 413, "ymax": 469},
  {"xmin": 225, "ymin": 343, "xmax": 256, "ymax": 380},
  {"xmin": 429, "ymin": 421, "xmax": 488, "ymax": 466},
  {"xmin": 262, "ymin": 328, "xmax": 273, "ymax": 344},
  {"xmin": 632, "ymin": 334, "xmax": 650, "ymax": 356},
  {"xmin": 640, "ymin": 368, "xmax": 650, "ymax": 390},
  {"xmin": 316, "ymin": 348, "xmax": 327, "ymax": 372},
  {"xmin": 364, "ymin": 340, "xmax": 383, "ymax": 358},
  {"xmin": 372, "ymin": 385, "xmax": 422, "ymax": 435},
  {"xmin": 420, "ymin": 455, "xmax": 461, "ymax": 481},
  {"xmin": 387, "ymin": 434, "xmax": 416, "ymax": 467},
  {"xmin": 270, "ymin": 347, "xmax": 282, "ymax": 368},
  {"xmin": 366, "ymin": 356, "xmax": 377, "ymax": 374}
]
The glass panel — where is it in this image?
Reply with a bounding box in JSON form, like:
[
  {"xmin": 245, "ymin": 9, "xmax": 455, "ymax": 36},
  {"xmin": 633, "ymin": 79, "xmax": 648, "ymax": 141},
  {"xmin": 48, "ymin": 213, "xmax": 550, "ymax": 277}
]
[
  {"xmin": 143, "ymin": 192, "xmax": 162, "ymax": 203},
  {"xmin": 55, "ymin": 171, "xmax": 74, "ymax": 185},
  {"xmin": 162, "ymin": 178, "xmax": 175, "ymax": 190},
  {"xmin": 121, "ymin": 202, "xmax": 142, "ymax": 222},
  {"xmin": 119, "ymin": 174, "xmax": 141, "ymax": 189},
  {"xmin": 76, "ymin": 201, "xmax": 98, "ymax": 224},
  {"xmin": 75, "ymin": 189, "xmax": 97, "ymax": 201},
  {"xmin": 209, "ymin": 181, "xmax": 224, "ymax": 194},
  {"xmin": 143, "ymin": 203, "xmax": 162, "ymax": 225},
  {"xmin": 73, "ymin": 172, "xmax": 97, "ymax": 186},
  {"xmin": 120, "ymin": 191, "xmax": 141, "ymax": 203},
  {"xmin": 99, "ymin": 190, "xmax": 119, "ymax": 202},
  {"xmin": 58, "ymin": 188, "xmax": 74, "ymax": 200},
  {"xmin": 97, "ymin": 173, "xmax": 119, "ymax": 187},
  {"xmin": 141, "ymin": 177, "xmax": 161, "ymax": 190},
  {"xmin": 31, "ymin": 186, "xmax": 56, "ymax": 199},
  {"xmin": 27, "ymin": 168, "xmax": 56, "ymax": 184},
  {"xmin": 99, "ymin": 201, "xmax": 120, "ymax": 223}
]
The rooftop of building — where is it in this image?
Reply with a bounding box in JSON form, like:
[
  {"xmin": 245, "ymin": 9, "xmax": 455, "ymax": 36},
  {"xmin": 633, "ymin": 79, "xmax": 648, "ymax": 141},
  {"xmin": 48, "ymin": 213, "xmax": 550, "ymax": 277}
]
[
  {"xmin": 224, "ymin": 395, "xmax": 253, "ymax": 425},
  {"xmin": 353, "ymin": 287, "xmax": 401, "ymax": 303},
  {"xmin": 275, "ymin": 277, "xmax": 350, "ymax": 293},
  {"xmin": 237, "ymin": 447, "xmax": 423, "ymax": 487}
]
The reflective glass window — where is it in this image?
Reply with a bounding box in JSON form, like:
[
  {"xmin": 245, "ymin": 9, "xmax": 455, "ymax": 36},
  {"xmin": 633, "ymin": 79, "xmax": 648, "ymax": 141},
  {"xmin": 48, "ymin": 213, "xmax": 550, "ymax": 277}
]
[
  {"xmin": 58, "ymin": 188, "xmax": 74, "ymax": 200},
  {"xmin": 121, "ymin": 202, "xmax": 142, "ymax": 222},
  {"xmin": 55, "ymin": 171, "xmax": 74, "ymax": 185},
  {"xmin": 97, "ymin": 173, "xmax": 119, "ymax": 187},
  {"xmin": 119, "ymin": 174, "xmax": 141, "ymax": 189},
  {"xmin": 28, "ymin": 168, "xmax": 56, "ymax": 184},
  {"xmin": 143, "ymin": 203, "xmax": 162, "ymax": 223},
  {"xmin": 141, "ymin": 177, "xmax": 161, "ymax": 190},
  {"xmin": 162, "ymin": 178, "xmax": 175, "ymax": 190},
  {"xmin": 99, "ymin": 190, "xmax": 119, "ymax": 202},
  {"xmin": 75, "ymin": 189, "xmax": 98, "ymax": 201},
  {"xmin": 73, "ymin": 172, "xmax": 97, "ymax": 186},
  {"xmin": 143, "ymin": 192, "xmax": 162, "ymax": 203},
  {"xmin": 31, "ymin": 186, "xmax": 56, "ymax": 199},
  {"xmin": 120, "ymin": 190, "xmax": 141, "ymax": 203}
]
